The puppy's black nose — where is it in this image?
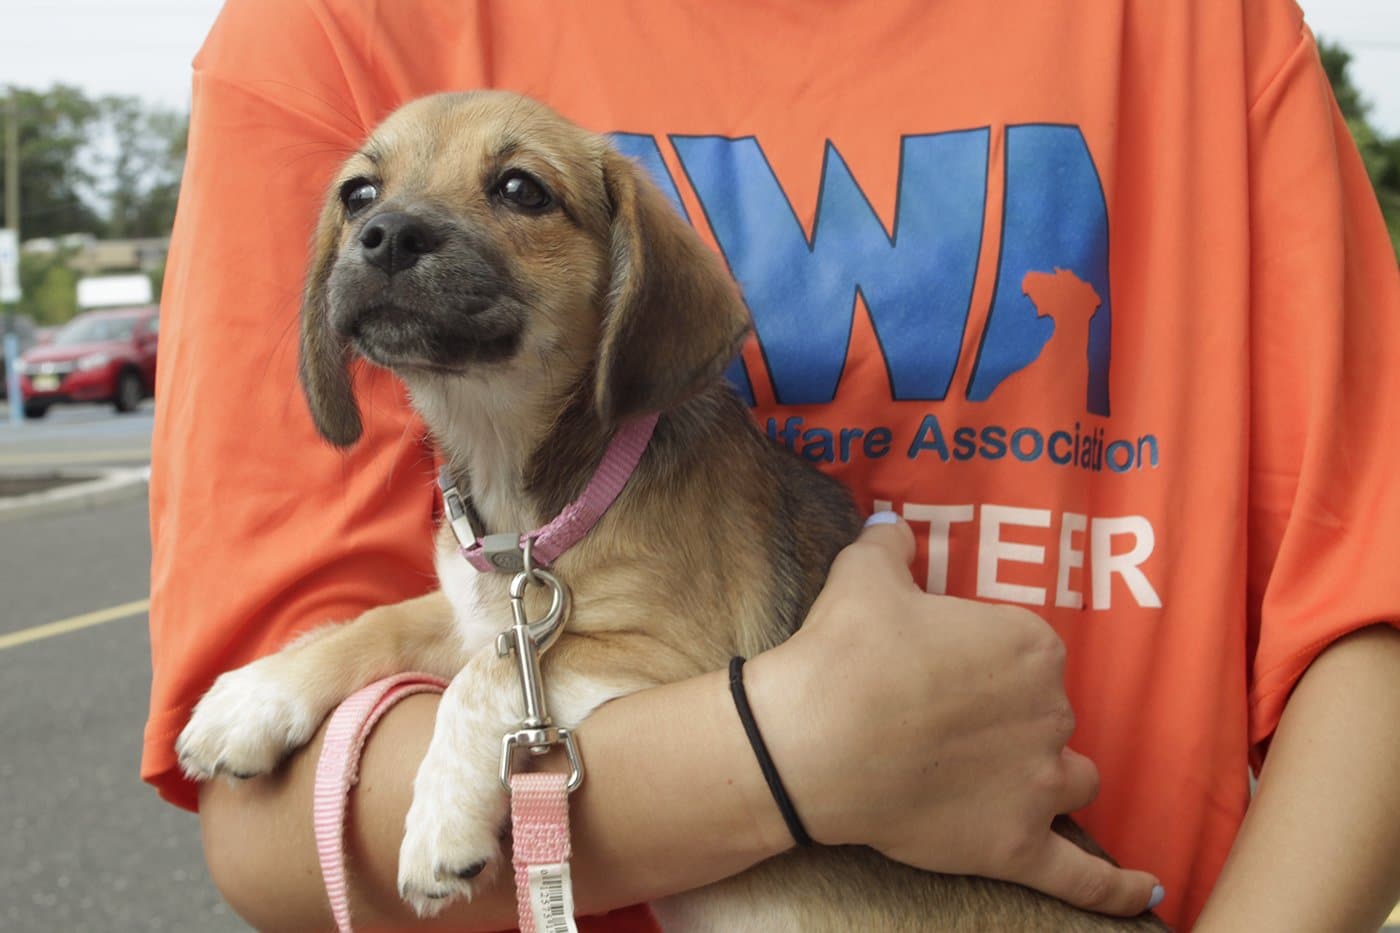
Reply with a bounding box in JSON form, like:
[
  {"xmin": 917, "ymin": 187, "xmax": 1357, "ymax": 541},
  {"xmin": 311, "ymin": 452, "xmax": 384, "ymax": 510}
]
[{"xmin": 359, "ymin": 212, "xmax": 439, "ymax": 275}]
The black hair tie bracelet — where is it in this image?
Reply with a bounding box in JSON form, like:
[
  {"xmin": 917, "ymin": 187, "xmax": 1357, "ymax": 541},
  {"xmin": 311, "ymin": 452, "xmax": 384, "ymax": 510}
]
[{"xmin": 728, "ymin": 655, "xmax": 815, "ymax": 848}]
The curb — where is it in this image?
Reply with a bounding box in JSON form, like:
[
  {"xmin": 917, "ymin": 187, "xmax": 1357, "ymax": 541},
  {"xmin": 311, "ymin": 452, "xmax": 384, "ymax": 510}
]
[{"xmin": 0, "ymin": 466, "xmax": 150, "ymax": 523}]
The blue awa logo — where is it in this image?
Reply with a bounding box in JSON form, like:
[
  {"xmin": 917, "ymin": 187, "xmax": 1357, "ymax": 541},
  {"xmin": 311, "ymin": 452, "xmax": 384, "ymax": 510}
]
[{"xmin": 612, "ymin": 126, "xmax": 1112, "ymax": 417}]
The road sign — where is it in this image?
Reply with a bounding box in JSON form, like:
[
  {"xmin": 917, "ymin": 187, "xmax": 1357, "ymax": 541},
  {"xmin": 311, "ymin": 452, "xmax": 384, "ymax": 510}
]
[{"xmin": 0, "ymin": 228, "xmax": 19, "ymax": 303}]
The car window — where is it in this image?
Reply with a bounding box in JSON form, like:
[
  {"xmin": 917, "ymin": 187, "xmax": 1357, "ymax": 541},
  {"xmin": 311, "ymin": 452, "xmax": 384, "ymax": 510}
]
[{"xmin": 53, "ymin": 316, "xmax": 138, "ymax": 345}]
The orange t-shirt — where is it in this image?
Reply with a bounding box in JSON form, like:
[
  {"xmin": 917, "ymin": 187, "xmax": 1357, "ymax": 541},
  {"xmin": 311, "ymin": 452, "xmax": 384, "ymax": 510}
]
[{"xmin": 145, "ymin": 1, "xmax": 1400, "ymax": 929}]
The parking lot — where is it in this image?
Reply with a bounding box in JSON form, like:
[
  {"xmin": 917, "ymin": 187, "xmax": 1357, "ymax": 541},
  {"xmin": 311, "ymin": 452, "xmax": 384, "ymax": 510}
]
[{"xmin": 0, "ymin": 404, "xmax": 242, "ymax": 932}]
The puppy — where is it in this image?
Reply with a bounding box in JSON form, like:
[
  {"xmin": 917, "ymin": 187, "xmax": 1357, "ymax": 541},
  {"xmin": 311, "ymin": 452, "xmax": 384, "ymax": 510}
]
[{"xmin": 177, "ymin": 91, "xmax": 1165, "ymax": 932}]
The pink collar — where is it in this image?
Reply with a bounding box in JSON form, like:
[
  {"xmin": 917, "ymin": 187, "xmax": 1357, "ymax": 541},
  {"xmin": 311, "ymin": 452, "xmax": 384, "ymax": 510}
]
[{"xmin": 438, "ymin": 412, "xmax": 659, "ymax": 574}]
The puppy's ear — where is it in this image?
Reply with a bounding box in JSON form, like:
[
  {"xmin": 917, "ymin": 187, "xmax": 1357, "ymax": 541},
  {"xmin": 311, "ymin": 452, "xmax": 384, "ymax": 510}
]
[
  {"xmin": 299, "ymin": 195, "xmax": 363, "ymax": 447},
  {"xmin": 595, "ymin": 149, "xmax": 751, "ymax": 425}
]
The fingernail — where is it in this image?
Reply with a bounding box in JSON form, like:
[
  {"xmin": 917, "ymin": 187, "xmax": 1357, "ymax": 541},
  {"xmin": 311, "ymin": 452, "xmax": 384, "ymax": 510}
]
[
  {"xmin": 864, "ymin": 511, "xmax": 898, "ymax": 527},
  {"xmin": 1147, "ymin": 884, "xmax": 1165, "ymax": 910}
]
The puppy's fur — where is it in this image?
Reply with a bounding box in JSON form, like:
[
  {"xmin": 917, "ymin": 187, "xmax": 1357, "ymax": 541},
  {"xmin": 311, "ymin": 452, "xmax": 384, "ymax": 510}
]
[{"xmin": 178, "ymin": 92, "xmax": 1164, "ymax": 932}]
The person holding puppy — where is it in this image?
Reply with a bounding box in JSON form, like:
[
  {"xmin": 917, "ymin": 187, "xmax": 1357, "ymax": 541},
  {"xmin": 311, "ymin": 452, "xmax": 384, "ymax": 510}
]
[{"xmin": 144, "ymin": 0, "xmax": 1400, "ymax": 931}]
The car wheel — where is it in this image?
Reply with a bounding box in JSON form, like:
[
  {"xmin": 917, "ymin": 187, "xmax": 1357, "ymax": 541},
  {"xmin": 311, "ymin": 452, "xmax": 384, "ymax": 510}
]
[
  {"xmin": 23, "ymin": 401, "xmax": 49, "ymax": 419},
  {"xmin": 114, "ymin": 371, "xmax": 143, "ymax": 413}
]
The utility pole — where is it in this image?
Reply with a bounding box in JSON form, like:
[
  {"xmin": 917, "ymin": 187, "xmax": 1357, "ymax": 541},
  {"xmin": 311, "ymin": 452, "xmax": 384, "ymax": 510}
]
[
  {"xmin": 3, "ymin": 87, "xmax": 16, "ymax": 238},
  {"xmin": 3, "ymin": 87, "xmax": 22, "ymax": 422}
]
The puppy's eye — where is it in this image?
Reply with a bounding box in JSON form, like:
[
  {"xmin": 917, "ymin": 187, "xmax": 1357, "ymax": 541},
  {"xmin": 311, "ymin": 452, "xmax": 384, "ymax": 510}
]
[
  {"xmin": 495, "ymin": 171, "xmax": 553, "ymax": 212},
  {"xmin": 340, "ymin": 179, "xmax": 380, "ymax": 217}
]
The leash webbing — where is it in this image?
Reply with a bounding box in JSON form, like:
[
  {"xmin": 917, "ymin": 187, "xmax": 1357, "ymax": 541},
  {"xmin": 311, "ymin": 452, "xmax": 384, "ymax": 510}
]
[
  {"xmin": 511, "ymin": 771, "xmax": 580, "ymax": 933},
  {"xmin": 313, "ymin": 673, "xmax": 449, "ymax": 933}
]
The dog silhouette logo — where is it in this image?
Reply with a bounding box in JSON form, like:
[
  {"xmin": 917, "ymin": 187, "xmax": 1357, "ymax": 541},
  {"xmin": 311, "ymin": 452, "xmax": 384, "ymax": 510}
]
[{"xmin": 986, "ymin": 268, "xmax": 1103, "ymax": 418}]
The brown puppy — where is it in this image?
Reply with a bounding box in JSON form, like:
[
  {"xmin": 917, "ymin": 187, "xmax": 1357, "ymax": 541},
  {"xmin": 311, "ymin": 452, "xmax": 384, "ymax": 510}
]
[{"xmin": 176, "ymin": 91, "xmax": 1164, "ymax": 932}]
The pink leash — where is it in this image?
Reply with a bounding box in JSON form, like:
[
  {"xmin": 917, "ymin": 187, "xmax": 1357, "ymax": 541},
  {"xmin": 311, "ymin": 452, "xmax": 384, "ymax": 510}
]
[
  {"xmin": 312, "ymin": 680, "xmax": 581, "ymax": 933},
  {"xmin": 510, "ymin": 771, "xmax": 579, "ymax": 933},
  {"xmin": 313, "ymin": 673, "xmax": 448, "ymax": 933}
]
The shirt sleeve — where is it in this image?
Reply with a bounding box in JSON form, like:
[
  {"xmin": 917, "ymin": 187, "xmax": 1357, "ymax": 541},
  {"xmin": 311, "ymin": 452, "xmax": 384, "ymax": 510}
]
[
  {"xmin": 1245, "ymin": 22, "xmax": 1400, "ymax": 760},
  {"xmin": 142, "ymin": 0, "xmax": 443, "ymax": 810}
]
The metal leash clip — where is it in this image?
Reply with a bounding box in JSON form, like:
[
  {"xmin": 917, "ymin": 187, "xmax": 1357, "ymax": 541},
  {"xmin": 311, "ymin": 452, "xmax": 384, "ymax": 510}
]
[{"xmin": 497, "ymin": 538, "xmax": 584, "ymax": 793}]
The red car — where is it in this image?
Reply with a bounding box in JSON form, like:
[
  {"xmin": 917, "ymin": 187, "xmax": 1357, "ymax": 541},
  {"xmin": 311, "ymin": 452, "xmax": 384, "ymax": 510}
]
[{"xmin": 17, "ymin": 306, "xmax": 159, "ymax": 418}]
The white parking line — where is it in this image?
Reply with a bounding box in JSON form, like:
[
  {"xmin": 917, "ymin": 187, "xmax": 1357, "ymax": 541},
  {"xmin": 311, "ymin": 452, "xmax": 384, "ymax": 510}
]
[{"xmin": 0, "ymin": 599, "xmax": 150, "ymax": 652}]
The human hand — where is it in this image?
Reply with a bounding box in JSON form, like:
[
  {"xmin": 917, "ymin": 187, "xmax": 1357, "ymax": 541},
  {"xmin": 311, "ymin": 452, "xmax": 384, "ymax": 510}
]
[{"xmin": 743, "ymin": 514, "xmax": 1162, "ymax": 916}]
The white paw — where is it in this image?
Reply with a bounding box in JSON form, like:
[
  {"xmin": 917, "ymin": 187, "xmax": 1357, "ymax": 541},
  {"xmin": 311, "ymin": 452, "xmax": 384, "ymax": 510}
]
[
  {"xmin": 176, "ymin": 658, "xmax": 322, "ymax": 781},
  {"xmin": 396, "ymin": 747, "xmax": 507, "ymax": 916}
]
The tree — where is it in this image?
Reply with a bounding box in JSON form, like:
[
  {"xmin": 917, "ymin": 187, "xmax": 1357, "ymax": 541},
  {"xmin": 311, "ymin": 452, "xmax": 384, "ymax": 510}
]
[
  {"xmin": 0, "ymin": 85, "xmax": 104, "ymax": 240},
  {"xmin": 98, "ymin": 96, "xmax": 187, "ymax": 239},
  {"xmin": 1319, "ymin": 39, "xmax": 1400, "ymax": 256},
  {"xmin": 0, "ymin": 86, "xmax": 189, "ymax": 243}
]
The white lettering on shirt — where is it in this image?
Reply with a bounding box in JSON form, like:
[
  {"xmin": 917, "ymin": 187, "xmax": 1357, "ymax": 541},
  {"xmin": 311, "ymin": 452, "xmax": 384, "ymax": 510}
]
[{"xmin": 880, "ymin": 500, "xmax": 1162, "ymax": 611}]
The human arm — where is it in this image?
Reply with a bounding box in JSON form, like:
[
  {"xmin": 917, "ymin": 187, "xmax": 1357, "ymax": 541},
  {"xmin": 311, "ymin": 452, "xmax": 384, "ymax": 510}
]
[
  {"xmin": 199, "ymin": 680, "xmax": 781, "ymax": 932},
  {"xmin": 1191, "ymin": 12, "xmax": 1400, "ymax": 930},
  {"xmin": 1193, "ymin": 625, "xmax": 1400, "ymax": 933},
  {"xmin": 199, "ymin": 518, "xmax": 1162, "ymax": 931}
]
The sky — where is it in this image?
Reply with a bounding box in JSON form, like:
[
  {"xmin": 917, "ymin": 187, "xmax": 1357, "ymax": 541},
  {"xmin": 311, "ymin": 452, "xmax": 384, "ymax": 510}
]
[{"xmin": 0, "ymin": 0, "xmax": 1397, "ymax": 131}]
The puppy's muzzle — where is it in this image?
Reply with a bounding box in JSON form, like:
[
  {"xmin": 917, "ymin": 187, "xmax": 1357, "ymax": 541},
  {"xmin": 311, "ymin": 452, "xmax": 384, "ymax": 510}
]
[
  {"xmin": 322, "ymin": 206, "xmax": 525, "ymax": 381},
  {"xmin": 358, "ymin": 211, "xmax": 441, "ymax": 277}
]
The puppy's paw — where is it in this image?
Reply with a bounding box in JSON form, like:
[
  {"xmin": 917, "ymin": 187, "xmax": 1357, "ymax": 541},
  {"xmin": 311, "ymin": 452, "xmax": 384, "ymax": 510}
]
[
  {"xmin": 176, "ymin": 658, "xmax": 323, "ymax": 781},
  {"xmin": 396, "ymin": 757, "xmax": 507, "ymax": 916}
]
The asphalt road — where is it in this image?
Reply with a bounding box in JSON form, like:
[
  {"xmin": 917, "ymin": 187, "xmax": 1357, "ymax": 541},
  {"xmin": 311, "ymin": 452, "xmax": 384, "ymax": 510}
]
[
  {"xmin": 0, "ymin": 404, "xmax": 243, "ymax": 932},
  {"xmin": 0, "ymin": 401, "xmax": 154, "ymax": 472}
]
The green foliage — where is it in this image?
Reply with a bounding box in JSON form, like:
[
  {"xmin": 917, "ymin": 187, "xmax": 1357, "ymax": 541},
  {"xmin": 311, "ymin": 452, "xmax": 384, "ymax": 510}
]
[
  {"xmin": 146, "ymin": 259, "xmax": 166, "ymax": 303},
  {"xmin": 0, "ymin": 85, "xmax": 187, "ymax": 242},
  {"xmin": 0, "ymin": 85, "xmax": 103, "ymax": 239},
  {"xmin": 1319, "ymin": 40, "xmax": 1400, "ymax": 257},
  {"xmin": 17, "ymin": 249, "xmax": 78, "ymax": 325},
  {"xmin": 1318, "ymin": 42, "xmax": 1367, "ymax": 121},
  {"xmin": 31, "ymin": 263, "xmax": 78, "ymax": 325}
]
